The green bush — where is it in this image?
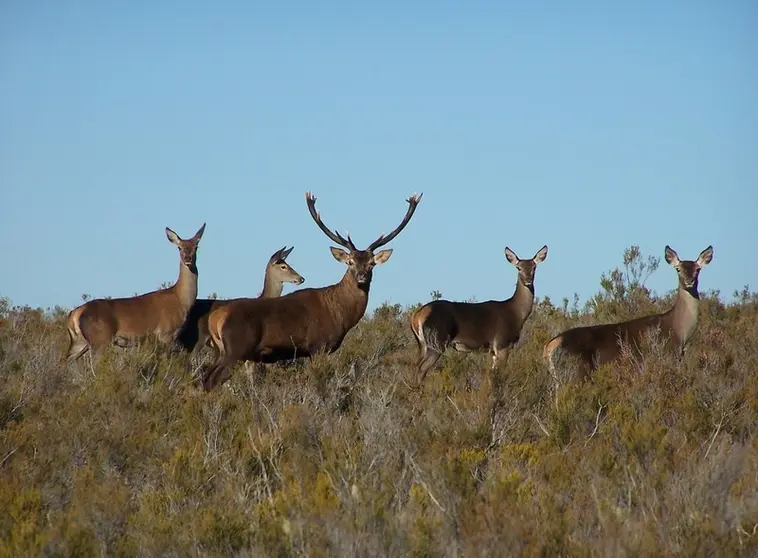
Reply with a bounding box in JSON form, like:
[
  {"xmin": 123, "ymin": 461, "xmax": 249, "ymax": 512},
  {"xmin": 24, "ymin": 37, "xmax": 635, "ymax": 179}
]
[{"xmin": 0, "ymin": 248, "xmax": 756, "ymax": 556}]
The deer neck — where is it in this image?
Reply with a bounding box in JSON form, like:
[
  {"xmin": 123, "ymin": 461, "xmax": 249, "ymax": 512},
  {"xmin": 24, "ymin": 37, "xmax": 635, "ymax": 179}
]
[
  {"xmin": 173, "ymin": 262, "xmax": 199, "ymax": 309},
  {"xmin": 259, "ymin": 272, "xmax": 283, "ymax": 299},
  {"xmin": 506, "ymin": 280, "xmax": 535, "ymax": 326},
  {"xmin": 666, "ymin": 284, "xmax": 701, "ymax": 345},
  {"xmin": 330, "ymin": 273, "xmax": 370, "ymax": 327}
]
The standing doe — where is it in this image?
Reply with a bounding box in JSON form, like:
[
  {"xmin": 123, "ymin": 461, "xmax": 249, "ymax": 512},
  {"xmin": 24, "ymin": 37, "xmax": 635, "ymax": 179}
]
[
  {"xmin": 176, "ymin": 246, "xmax": 305, "ymax": 353},
  {"xmin": 200, "ymin": 191, "xmax": 422, "ymax": 391},
  {"xmin": 543, "ymin": 245, "xmax": 713, "ymax": 376},
  {"xmin": 411, "ymin": 245, "xmax": 548, "ymax": 385},
  {"xmin": 65, "ymin": 223, "xmax": 206, "ymax": 362}
]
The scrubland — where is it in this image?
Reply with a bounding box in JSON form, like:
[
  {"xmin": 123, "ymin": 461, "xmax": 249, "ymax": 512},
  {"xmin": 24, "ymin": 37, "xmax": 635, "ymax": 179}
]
[{"xmin": 1, "ymin": 248, "xmax": 757, "ymax": 557}]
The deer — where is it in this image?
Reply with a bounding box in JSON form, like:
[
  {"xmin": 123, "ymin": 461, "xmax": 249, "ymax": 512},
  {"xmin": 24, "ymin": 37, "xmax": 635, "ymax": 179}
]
[
  {"xmin": 200, "ymin": 190, "xmax": 423, "ymax": 391},
  {"xmin": 410, "ymin": 245, "xmax": 548, "ymax": 386},
  {"xmin": 543, "ymin": 245, "xmax": 713, "ymax": 377},
  {"xmin": 65, "ymin": 223, "xmax": 206, "ymax": 362},
  {"xmin": 175, "ymin": 246, "xmax": 305, "ymax": 354}
]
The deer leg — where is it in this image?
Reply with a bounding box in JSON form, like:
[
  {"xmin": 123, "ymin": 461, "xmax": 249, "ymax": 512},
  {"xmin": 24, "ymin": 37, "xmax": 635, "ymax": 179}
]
[
  {"xmin": 491, "ymin": 347, "xmax": 510, "ymax": 371},
  {"xmin": 83, "ymin": 344, "xmax": 108, "ymax": 377},
  {"xmin": 203, "ymin": 353, "xmax": 238, "ymax": 392},
  {"xmin": 67, "ymin": 338, "xmax": 90, "ymax": 362},
  {"xmin": 202, "ymin": 361, "xmax": 224, "ymax": 391},
  {"xmin": 416, "ymin": 348, "xmax": 442, "ymax": 386},
  {"xmin": 488, "ymin": 346, "xmax": 511, "ymax": 403},
  {"xmin": 570, "ymin": 352, "xmax": 597, "ymax": 382},
  {"xmin": 202, "ymin": 358, "xmax": 221, "ymax": 391},
  {"xmin": 75, "ymin": 323, "xmax": 110, "ymax": 374},
  {"xmin": 213, "ymin": 363, "xmax": 237, "ymax": 391},
  {"xmin": 190, "ymin": 331, "xmax": 210, "ymax": 354}
]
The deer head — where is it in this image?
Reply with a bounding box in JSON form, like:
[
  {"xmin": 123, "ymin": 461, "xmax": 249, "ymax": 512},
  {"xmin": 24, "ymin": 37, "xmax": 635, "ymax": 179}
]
[
  {"xmin": 267, "ymin": 246, "xmax": 305, "ymax": 285},
  {"xmin": 166, "ymin": 223, "xmax": 206, "ymax": 272},
  {"xmin": 305, "ymin": 191, "xmax": 422, "ymax": 286},
  {"xmin": 665, "ymin": 245, "xmax": 713, "ymax": 294},
  {"xmin": 505, "ymin": 245, "xmax": 548, "ymax": 288}
]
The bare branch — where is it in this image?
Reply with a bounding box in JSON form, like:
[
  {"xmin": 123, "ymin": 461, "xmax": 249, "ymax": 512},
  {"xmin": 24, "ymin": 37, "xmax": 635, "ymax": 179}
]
[
  {"xmin": 407, "ymin": 453, "xmax": 446, "ymax": 513},
  {"xmin": 0, "ymin": 447, "xmax": 18, "ymax": 468},
  {"xmin": 704, "ymin": 413, "xmax": 725, "ymax": 459},
  {"xmin": 585, "ymin": 402, "xmax": 606, "ymax": 446},
  {"xmin": 532, "ymin": 413, "xmax": 551, "ymax": 437}
]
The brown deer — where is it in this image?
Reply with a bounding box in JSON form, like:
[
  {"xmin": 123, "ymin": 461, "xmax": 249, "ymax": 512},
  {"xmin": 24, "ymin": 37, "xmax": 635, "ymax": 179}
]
[
  {"xmin": 65, "ymin": 223, "xmax": 206, "ymax": 361},
  {"xmin": 410, "ymin": 245, "xmax": 548, "ymax": 385},
  {"xmin": 543, "ymin": 245, "xmax": 713, "ymax": 376},
  {"xmin": 200, "ymin": 190, "xmax": 422, "ymax": 391},
  {"xmin": 176, "ymin": 246, "xmax": 305, "ymax": 353}
]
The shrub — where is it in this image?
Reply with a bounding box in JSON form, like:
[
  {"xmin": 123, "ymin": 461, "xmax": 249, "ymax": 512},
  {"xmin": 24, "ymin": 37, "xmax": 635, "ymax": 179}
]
[{"xmin": 0, "ymin": 248, "xmax": 756, "ymax": 556}]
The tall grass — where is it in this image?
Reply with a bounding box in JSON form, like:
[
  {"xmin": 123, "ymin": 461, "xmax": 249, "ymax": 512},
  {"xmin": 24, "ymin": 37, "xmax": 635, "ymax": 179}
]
[{"xmin": 1, "ymin": 249, "xmax": 756, "ymax": 557}]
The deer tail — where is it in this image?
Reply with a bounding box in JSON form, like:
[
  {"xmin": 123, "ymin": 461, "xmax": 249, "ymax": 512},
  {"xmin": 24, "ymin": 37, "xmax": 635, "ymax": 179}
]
[{"xmin": 543, "ymin": 335, "xmax": 562, "ymax": 373}]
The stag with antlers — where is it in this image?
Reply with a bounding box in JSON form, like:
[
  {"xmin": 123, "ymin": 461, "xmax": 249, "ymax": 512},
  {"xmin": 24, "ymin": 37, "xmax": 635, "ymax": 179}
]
[{"xmin": 200, "ymin": 191, "xmax": 422, "ymax": 391}]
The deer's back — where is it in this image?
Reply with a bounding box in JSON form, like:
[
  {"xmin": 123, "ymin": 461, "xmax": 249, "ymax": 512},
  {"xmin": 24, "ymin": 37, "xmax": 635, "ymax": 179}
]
[
  {"xmin": 81, "ymin": 290, "xmax": 186, "ymax": 340},
  {"xmin": 420, "ymin": 300, "xmax": 503, "ymax": 347},
  {"xmin": 561, "ymin": 313, "xmax": 667, "ymax": 365},
  {"xmin": 224, "ymin": 289, "xmax": 347, "ymax": 357}
]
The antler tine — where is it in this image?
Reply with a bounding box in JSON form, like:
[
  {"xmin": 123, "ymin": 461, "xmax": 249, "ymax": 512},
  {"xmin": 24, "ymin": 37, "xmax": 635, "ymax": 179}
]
[
  {"xmin": 345, "ymin": 232, "xmax": 358, "ymax": 251},
  {"xmin": 367, "ymin": 192, "xmax": 423, "ymax": 251},
  {"xmin": 305, "ymin": 191, "xmax": 356, "ymax": 251}
]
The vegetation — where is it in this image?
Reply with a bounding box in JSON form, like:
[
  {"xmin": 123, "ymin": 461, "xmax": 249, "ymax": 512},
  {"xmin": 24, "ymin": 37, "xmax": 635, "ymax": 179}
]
[{"xmin": 1, "ymin": 248, "xmax": 756, "ymax": 557}]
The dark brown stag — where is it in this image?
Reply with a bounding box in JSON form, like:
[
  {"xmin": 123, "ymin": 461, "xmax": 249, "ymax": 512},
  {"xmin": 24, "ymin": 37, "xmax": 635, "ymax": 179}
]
[
  {"xmin": 200, "ymin": 191, "xmax": 422, "ymax": 391},
  {"xmin": 543, "ymin": 245, "xmax": 713, "ymax": 376}
]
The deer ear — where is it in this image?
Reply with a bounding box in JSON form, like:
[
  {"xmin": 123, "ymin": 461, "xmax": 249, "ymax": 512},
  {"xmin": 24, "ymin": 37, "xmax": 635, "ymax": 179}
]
[
  {"xmin": 664, "ymin": 246, "xmax": 680, "ymax": 266},
  {"xmin": 282, "ymin": 246, "xmax": 294, "ymax": 260},
  {"xmin": 193, "ymin": 223, "xmax": 206, "ymax": 241},
  {"xmin": 504, "ymin": 247, "xmax": 518, "ymax": 265},
  {"xmin": 373, "ymin": 249, "xmax": 393, "ymax": 265},
  {"xmin": 697, "ymin": 245, "xmax": 713, "ymax": 268},
  {"xmin": 330, "ymin": 246, "xmax": 350, "ymax": 264},
  {"xmin": 533, "ymin": 245, "xmax": 548, "ymax": 263},
  {"xmin": 269, "ymin": 247, "xmax": 286, "ymax": 263},
  {"xmin": 166, "ymin": 227, "xmax": 181, "ymax": 246}
]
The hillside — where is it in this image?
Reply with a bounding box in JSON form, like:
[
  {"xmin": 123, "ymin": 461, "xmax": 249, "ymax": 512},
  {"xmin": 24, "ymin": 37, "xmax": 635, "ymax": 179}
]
[{"xmin": 1, "ymin": 248, "xmax": 757, "ymax": 557}]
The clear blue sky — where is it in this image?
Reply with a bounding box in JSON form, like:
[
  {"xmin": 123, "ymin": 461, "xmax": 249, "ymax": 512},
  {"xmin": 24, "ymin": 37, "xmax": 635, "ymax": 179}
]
[{"xmin": 2, "ymin": 1, "xmax": 756, "ymax": 313}]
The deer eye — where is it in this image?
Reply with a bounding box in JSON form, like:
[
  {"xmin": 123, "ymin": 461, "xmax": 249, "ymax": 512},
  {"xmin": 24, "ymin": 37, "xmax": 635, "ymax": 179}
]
[{"xmin": 280, "ymin": 265, "xmax": 287, "ymax": 270}]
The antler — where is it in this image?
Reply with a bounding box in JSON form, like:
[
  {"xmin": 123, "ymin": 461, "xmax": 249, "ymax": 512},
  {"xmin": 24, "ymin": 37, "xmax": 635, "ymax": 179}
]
[
  {"xmin": 305, "ymin": 192, "xmax": 357, "ymax": 251},
  {"xmin": 367, "ymin": 193, "xmax": 423, "ymax": 252}
]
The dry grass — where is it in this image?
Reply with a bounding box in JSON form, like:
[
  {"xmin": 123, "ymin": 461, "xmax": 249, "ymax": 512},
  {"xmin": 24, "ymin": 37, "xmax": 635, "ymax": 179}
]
[{"xmin": 1, "ymin": 255, "xmax": 757, "ymax": 557}]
